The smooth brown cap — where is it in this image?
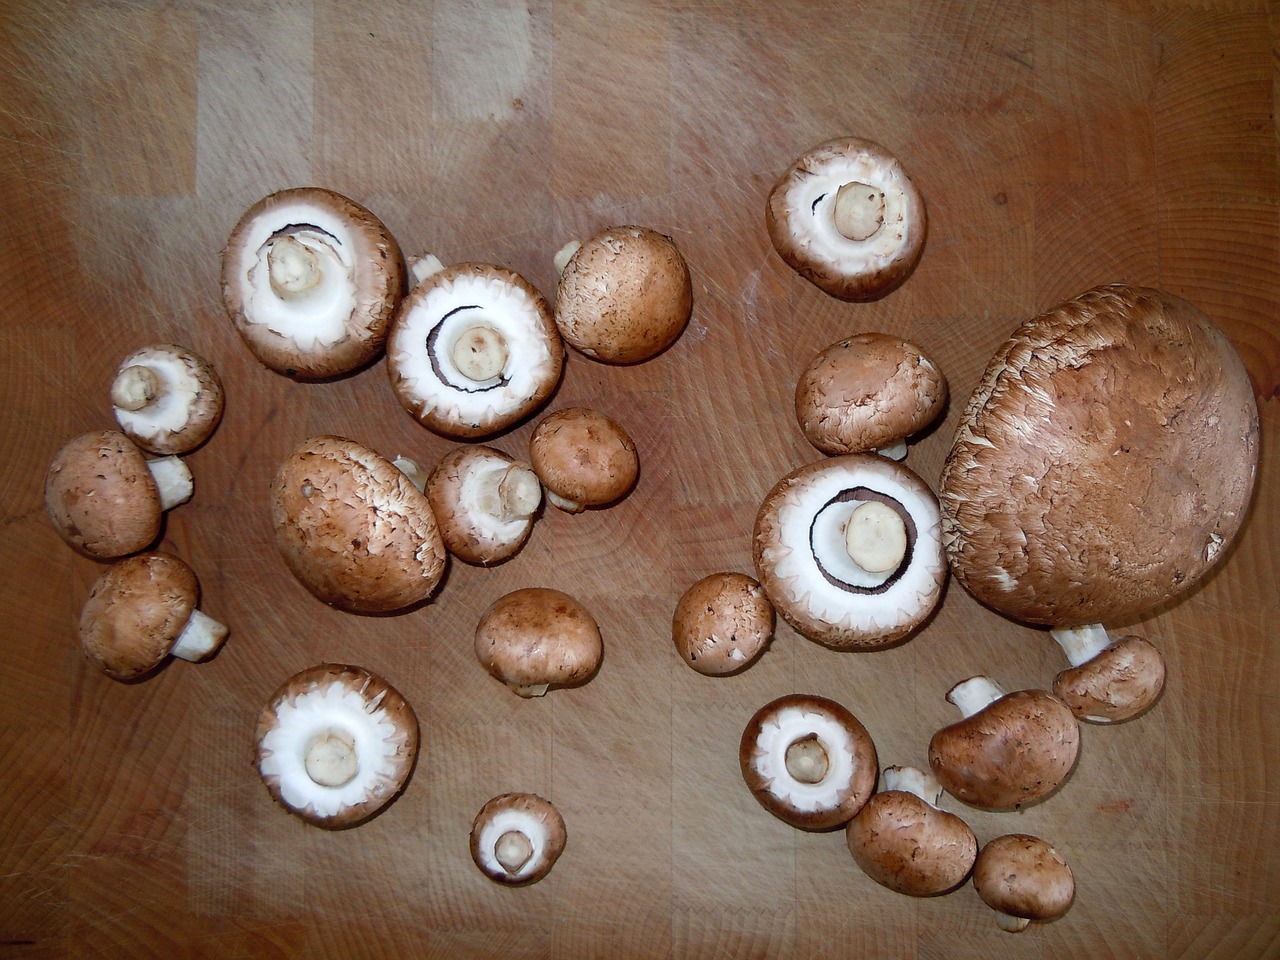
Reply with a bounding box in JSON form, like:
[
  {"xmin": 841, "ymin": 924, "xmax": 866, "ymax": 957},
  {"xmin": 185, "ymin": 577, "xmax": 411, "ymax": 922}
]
[
  {"xmin": 528, "ymin": 407, "xmax": 638, "ymax": 510},
  {"xmin": 112, "ymin": 343, "xmax": 225, "ymax": 455},
  {"xmin": 45, "ymin": 430, "xmax": 162, "ymax": 559},
  {"xmin": 973, "ymin": 834, "xmax": 1075, "ymax": 923},
  {"xmin": 1054, "ymin": 634, "xmax": 1166, "ymax": 723},
  {"xmin": 469, "ymin": 792, "xmax": 568, "ymax": 884},
  {"xmin": 474, "ymin": 588, "xmax": 603, "ymax": 695},
  {"xmin": 672, "ymin": 572, "xmax": 775, "ymax": 675},
  {"xmin": 846, "ymin": 789, "xmax": 977, "ymax": 896}
]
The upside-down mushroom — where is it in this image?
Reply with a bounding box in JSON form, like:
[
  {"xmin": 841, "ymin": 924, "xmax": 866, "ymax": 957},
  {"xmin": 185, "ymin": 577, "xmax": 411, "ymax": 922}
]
[
  {"xmin": 110, "ymin": 344, "xmax": 224, "ymax": 455},
  {"xmin": 469, "ymin": 793, "xmax": 567, "ymax": 885},
  {"xmin": 426, "ymin": 445, "xmax": 542, "ymax": 565},
  {"xmin": 671, "ymin": 572, "xmax": 775, "ymax": 675}
]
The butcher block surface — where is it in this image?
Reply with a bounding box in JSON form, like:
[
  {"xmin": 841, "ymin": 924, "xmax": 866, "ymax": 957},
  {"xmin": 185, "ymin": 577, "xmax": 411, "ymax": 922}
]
[{"xmin": 2, "ymin": 1, "xmax": 1279, "ymax": 957}]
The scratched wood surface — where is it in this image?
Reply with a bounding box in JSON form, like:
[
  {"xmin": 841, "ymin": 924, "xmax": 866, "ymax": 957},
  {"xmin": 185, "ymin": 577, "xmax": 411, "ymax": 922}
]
[{"xmin": 2, "ymin": 1, "xmax": 1278, "ymax": 957}]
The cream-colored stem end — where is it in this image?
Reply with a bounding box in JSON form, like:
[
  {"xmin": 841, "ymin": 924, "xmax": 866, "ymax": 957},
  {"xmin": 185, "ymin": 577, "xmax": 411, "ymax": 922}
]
[
  {"xmin": 545, "ymin": 490, "xmax": 585, "ymax": 514},
  {"xmin": 834, "ymin": 181, "xmax": 886, "ymax": 242},
  {"xmin": 146, "ymin": 456, "xmax": 194, "ymax": 510},
  {"xmin": 497, "ymin": 464, "xmax": 541, "ymax": 520},
  {"xmin": 511, "ymin": 682, "xmax": 550, "ymax": 698},
  {"xmin": 553, "ymin": 240, "xmax": 582, "ymax": 276},
  {"xmin": 392, "ymin": 456, "xmax": 429, "ymax": 493},
  {"xmin": 495, "ymin": 830, "xmax": 534, "ymax": 874},
  {"xmin": 111, "ymin": 365, "xmax": 161, "ymax": 411},
  {"xmin": 845, "ymin": 500, "xmax": 907, "ymax": 574},
  {"xmin": 304, "ymin": 730, "xmax": 359, "ymax": 788},
  {"xmin": 409, "ymin": 253, "xmax": 445, "ymax": 286},
  {"xmin": 169, "ymin": 609, "xmax": 229, "ymax": 662},
  {"xmin": 882, "ymin": 765, "xmax": 944, "ymax": 806},
  {"xmin": 267, "ymin": 236, "xmax": 322, "ymax": 299},
  {"xmin": 995, "ymin": 911, "xmax": 1031, "ymax": 934},
  {"xmin": 876, "ymin": 438, "xmax": 909, "ymax": 461},
  {"xmin": 1050, "ymin": 623, "xmax": 1113, "ymax": 668},
  {"xmin": 785, "ymin": 734, "xmax": 830, "ymax": 784},
  {"xmin": 452, "ymin": 325, "xmax": 509, "ymax": 382},
  {"xmin": 946, "ymin": 676, "xmax": 1005, "ymax": 719}
]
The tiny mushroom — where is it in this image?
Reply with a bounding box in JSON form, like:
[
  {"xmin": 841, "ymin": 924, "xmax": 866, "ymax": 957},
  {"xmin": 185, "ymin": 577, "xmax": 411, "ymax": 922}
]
[
  {"xmin": 1050, "ymin": 625, "xmax": 1167, "ymax": 724},
  {"xmin": 78, "ymin": 552, "xmax": 228, "ymax": 681},
  {"xmin": 387, "ymin": 262, "xmax": 563, "ymax": 438},
  {"xmin": 474, "ymin": 587, "xmax": 603, "ymax": 697},
  {"xmin": 845, "ymin": 765, "xmax": 978, "ymax": 897},
  {"xmin": 739, "ymin": 694, "xmax": 878, "ymax": 830},
  {"xmin": 426, "ymin": 445, "xmax": 543, "ymax": 565},
  {"xmin": 45, "ymin": 429, "xmax": 193, "ymax": 559},
  {"xmin": 222, "ymin": 187, "xmax": 405, "ymax": 379},
  {"xmin": 766, "ymin": 137, "xmax": 927, "ymax": 301},
  {"xmin": 269, "ymin": 435, "xmax": 447, "ymax": 613},
  {"xmin": 928, "ymin": 676, "xmax": 1080, "ymax": 811},
  {"xmin": 256, "ymin": 664, "xmax": 419, "ymax": 828},
  {"xmin": 752, "ymin": 454, "xmax": 946, "ymax": 650},
  {"xmin": 111, "ymin": 344, "xmax": 224, "ymax": 455},
  {"xmin": 795, "ymin": 333, "xmax": 948, "ymax": 460},
  {"xmin": 528, "ymin": 407, "xmax": 639, "ymax": 513},
  {"xmin": 469, "ymin": 792, "xmax": 567, "ymax": 885},
  {"xmin": 973, "ymin": 834, "xmax": 1075, "ymax": 933},
  {"xmin": 672, "ymin": 572, "xmax": 775, "ymax": 675}
]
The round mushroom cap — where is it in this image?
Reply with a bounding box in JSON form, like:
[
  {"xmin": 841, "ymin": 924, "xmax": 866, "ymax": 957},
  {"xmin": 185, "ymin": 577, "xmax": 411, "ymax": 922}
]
[
  {"xmin": 111, "ymin": 344, "xmax": 225, "ymax": 455},
  {"xmin": 739, "ymin": 694, "xmax": 878, "ymax": 830},
  {"xmin": 387, "ymin": 262, "xmax": 563, "ymax": 438},
  {"xmin": 78, "ymin": 552, "xmax": 198, "ymax": 681},
  {"xmin": 426, "ymin": 445, "xmax": 542, "ymax": 565},
  {"xmin": 474, "ymin": 588, "xmax": 603, "ymax": 696},
  {"xmin": 555, "ymin": 225, "xmax": 693, "ymax": 364},
  {"xmin": 672, "ymin": 572, "xmax": 775, "ymax": 675},
  {"xmin": 469, "ymin": 792, "xmax": 568, "ymax": 884},
  {"xmin": 940, "ymin": 284, "xmax": 1261, "ymax": 627},
  {"xmin": 255, "ymin": 663, "xmax": 419, "ymax": 829},
  {"xmin": 974, "ymin": 834, "xmax": 1075, "ymax": 928},
  {"xmin": 752, "ymin": 454, "xmax": 946, "ymax": 650},
  {"xmin": 528, "ymin": 407, "xmax": 639, "ymax": 512},
  {"xmin": 766, "ymin": 137, "xmax": 926, "ymax": 301},
  {"xmin": 1053, "ymin": 634, "xmax": 1166, "ymax": 724},
  {"xmin": 795, "ymin": 333, "xmax": 948, "ymax": 455},
  {"xmin": 269, "ymin": 435, "xmax": 447, "ymax": 613},
  {"xmin": 45, "ymin": 430, "xmax": 163, "ymax": 559},
  {"xmin": 221, "ymin": 187, "xmax": 405, "ymax": 380}
]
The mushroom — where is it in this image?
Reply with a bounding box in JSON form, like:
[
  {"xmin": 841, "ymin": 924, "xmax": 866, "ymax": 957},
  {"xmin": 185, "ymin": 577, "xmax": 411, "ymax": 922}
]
[
  {"xmin": 927, "ymin": 676, "xmax": 1080, "ymax": 811},
  {"xmin": 528, "ymin": 407, "xmax": 639, "ymax": 513},
  {"xmin": 739, "ymin": 694, "xmax": 878, "ymax": 830},
  {"xmin": 845, "ymin": 765, "xmax": 977, "ymax": 897},
  {"xmin": 386, "ymin": 261, "xmax": 563, "ymax": 438},
  {"xmin": 671, "ymin": 572, "xmax": 775, "ymax": 675},
  {"xmin": 255, "ymin": 663, "xmax": 419, "ymax": 828},
  {"xmin": 752, "ymin": 454, "xmax": 946, "ymax": 650},
  {"xmin": 110, "ymin": 344, "xmax": 224, "ymax": 455},
  {"xmin": 766, "ymin": 137, "xmax": 926, "ymax": 301},
  {"xmin": 552, "ymin": 225, "xmax": 693, "ymax": 363},
  {"xmin": 973, "ymin": 834, "xmax": 1075, "ymax": 933},
  {"xmin": 269, "ymin": 435, "xmax": 447, "ymax": 613},
  {"xmin": 78, "ymin": 552, "xmax": 228, "ymax": 681},
  {"xmin": 425, "ymin": 445, "xmax": 542, "ymax": 565},
  {"xmin": 45, "ymin": 430, "xmax": 193, "ymax": 559},
  {"xmin": 469, "ymin": 793, "xmax": 567, "ymax": 885},
  {"xmin": 474, "ymin": 587, "xmax": 603, "ymax": 697},
  {"xmin": 794, "ymin": 333, "xmax": 947, "ymax": 460},
  {"xmin": 1050, "ymin": 625, "xmax": 1166, "ymax": 723}
]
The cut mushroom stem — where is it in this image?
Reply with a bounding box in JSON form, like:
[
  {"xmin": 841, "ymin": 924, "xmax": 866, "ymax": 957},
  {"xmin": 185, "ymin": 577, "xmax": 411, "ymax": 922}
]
[
  {"xmin": 267, "ymin": 236, "xmax": 322, "ymax": 299},
  {"xmin": 169, "ymin": 608, "xmax": 229, "ymax": 662},
  {"xmin": 391, "ymin": 456, "xmax": 430, "ymax": 494},
  {"xmin": 111, "ymin": 365, "xmax": 162, "ymax": 411},
  {"xmin": 785, "ymin": 734, "xmax": 831, "ymax": 784},
  {"xmin": 451, "ymin": 323, "xmax": 509, "ymax": 382},
  {"xmin": 844, "ymin": 500, "xmax": 908, "ymax": 574},
  {"xmin": 881, "ymin": 764, "xmax": 944, "ymax": 805},
  {"xmin": 409, "ymin": 253, "xmax": 445, "ymax": 286},
  {"xmin": 834, "ymin": 181, "xmax": 886, "ymax": 241},
  {"xmin": 876, "ymin": 439, "xmax": 909, "ymax": 461},
  {"xmin": 304, "ymin": 729, "xmax": 359, "ymax": 787},
  {"xmin": 495, "ymin": 830, "xmax": 535, "ymax": 874},
  {"xmin": 553, "ymin": 240, "xmax": 582, "ymax": 276},
  {"xmin": 473, "ymin": 462, "xmax": 541, "ymax": 522},
  {"xmin": 996, "ymin": 913, "xmax": 1032, "ymax": 934},
  {"xmin": 946, "ymin": 676, "xmax": 1006, "ymax": 718},
  {"xmin": 1050, "ymin": 623, "xmax": 1114, "ymax": 667},
  {"xmin": 146, "ymin": 456, "xmax": 194, "ymax": 510},
  {"xmin": 511, "ymin": 682, "xmax": 550, "ymax": 699}
]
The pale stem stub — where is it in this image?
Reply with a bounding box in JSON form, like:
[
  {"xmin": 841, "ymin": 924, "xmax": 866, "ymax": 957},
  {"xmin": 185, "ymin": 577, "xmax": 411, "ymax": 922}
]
[
  {"xmin": 495, "ymin": 830, "xmax": 535, "ymax": 874},
  {"xmin": 844, "ymin": 500, "xmax": 907, "ymax": 574},
  {"xmin": 785, "ymin": 734, "xmax": 830, "ymax": 784},
  {"xmin": 451, "ymin": 324, "xmax": 509, "ymax": 382},
  {"xmin": 1050, "ymin": 624, "xmax": 1113, "ymax": 668},
  {"xmin": 304, "ymin": 729, "xmax": 359, "ymax": 788},
  {"xmin": 111, "ymin": 365, "xmax": 161, "ymax": 411},
  {"xmin": 833, "ymin": 181, "xmax": 886, "ymax": 242},
  {"xmin": 267, "ymin": 236, "xmax": 322, "ymax": 299}
]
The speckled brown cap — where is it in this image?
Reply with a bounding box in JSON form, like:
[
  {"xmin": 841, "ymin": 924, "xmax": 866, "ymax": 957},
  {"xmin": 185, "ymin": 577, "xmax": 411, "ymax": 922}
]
[
  {"xmin": 973, "ymin": 834, "xmax": 1075, "ymax": 931},
  {"xmin": 671, "ymin": 572, "xmax": 775, "ymax": 675},
  {"xmin": 474, "ymin": 588, "xmax": 603, "ymax": 697},
  {"xmin": 528, "ymin": 407, "xmax": 639, "ymax": 512}
]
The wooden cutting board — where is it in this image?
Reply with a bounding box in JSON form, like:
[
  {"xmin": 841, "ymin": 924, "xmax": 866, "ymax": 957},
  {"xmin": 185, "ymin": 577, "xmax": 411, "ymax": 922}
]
[{"xmin": 2, "ymin": 1, "xmax": 1277, "ymax": 957}]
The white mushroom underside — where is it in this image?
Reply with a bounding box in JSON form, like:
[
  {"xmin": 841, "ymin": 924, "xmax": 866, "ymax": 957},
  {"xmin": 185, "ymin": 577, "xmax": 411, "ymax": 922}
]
[
  {"xmin": 113, "ymin": 349, "xmax": 202, "ymax": 437},
  {"xmin": 458, "ymin": 455, "xmax": 537, "ymax": 545},
  {"xmin": 752, "ymin": 707, "xmax": 858, "ymax": 812},
  {"xmin": 474, "ymin": 807, "xmax": 551, "ymax": 881},
  {"xmin": 259, "ymin": 682, "xmax": 401, "ymax": 819}
]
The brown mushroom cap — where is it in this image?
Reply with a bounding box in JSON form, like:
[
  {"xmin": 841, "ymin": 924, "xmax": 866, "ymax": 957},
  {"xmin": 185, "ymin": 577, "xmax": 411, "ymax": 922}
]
[
  {"xmin": 766, "ymin": 137, "xmax": 927, "ymax": 301},
  {"xmin": 111, "ymin": 344, "xmax": 225, "ymax": 455},
  {"xmin": 672, "ymin": 572, "xmax": 775, "ymax": 675},
  {"xmin": 528, "ymin": 407, "xmax": 639, "ymax": 512},
  {"xmin": 1053, "ymin": 632, "xmax": 1166, "ymax": 723},
  {"xmin": 469, "ymin": 792, "xmax": 568, "ymax": 884},
  {"xmin": 474, "ymin": 588, "xmax": 603, "ymax": 696},
  {"xmin": 940, "ymin": 284, "xmax": 1260, "ymax": 627},
  {"xmin": 221, "ymin": 187, "xmax": 405, "ymax": 380},
  {"xmin": 973, "ymin": 834, "xmax": 1075, "ymax": 931},
  {"xmin": 554, "ymin": 226, "xmax": 693, "ymax": 364},
  {"xmin": 269, "ymin": 435, "xmax": 447, "ymax": 613},
  {"xmin": 795, "ymin": 333, "xmax": 948, "ymax": 456},
  {"xmin": 426, "ymin": 445, "xmax": 542, "ymax": 565}
]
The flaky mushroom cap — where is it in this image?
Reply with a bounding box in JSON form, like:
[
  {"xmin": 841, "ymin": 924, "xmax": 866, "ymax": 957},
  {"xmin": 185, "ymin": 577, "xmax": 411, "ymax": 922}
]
[
  {"xmin": 739, "ymin": 693, "xmax": 878, "ymax": 831},
  {"xmin": 221, "ymin": 187, "xmax": 405, "ymax": 380},
  {"xmin": 528, "ymin": 407, "xmax": 639, "ymax": 512},
  {"xmin": 795, "ymin": 333, "xmax": 947, "ymax": 457},
  {"xmin": 1052, "ymin": 630, "xmax": 1166, "ymax": 724},
  {"xmin": 470, "ymin": 792, "xmax": 567, "ymax": 885},
  {"xmin": 940, "ymin": 284, "xmax": 1260, "ymax": 628},
  {"xmin": 387, "ymin": 262, "xmax": 563, "ymax": 438},
  {"xmin": 256, "ymin": 663, "xmax": 419, "ymax": 829},
  {"xmin": 554, "ymin": 225, "xmax": 693, "ymax": 364},
  {"xmin": 752, "ymin": 454, "xmax": 945, "ymax": 650},
  {"xmin": 269, "ymin": 435, "xmax": 447, "ymax": 613},
  {"xmin": 973, "ymin": 834, "xmax": 1075, "ymax": 932},
  {"xmin": 475, "ymin": 588, "xmax": 603, "ymax": 697},
  {"xmin": 111, "ymin": 344, "xmax": 225, "ymax": 455},
  {"xmin": 766, "ymin": 137, "xmax": 926, "ymax": 301},
  {"xmin": 672, "ymin": 572, "xmax": 775, "ymax": 675},
  {"xmin": 426, "ymin": 445, "xmax": 542, "ymax": 565}
]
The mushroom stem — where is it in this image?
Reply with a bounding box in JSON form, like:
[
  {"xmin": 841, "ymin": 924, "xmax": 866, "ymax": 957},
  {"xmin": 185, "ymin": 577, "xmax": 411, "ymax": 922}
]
[
  {"xmin": 451, "ymin": 324, "xmax": 509, "ymax": 382},
  {"xmin": 494, "ymin": 830, "xmax": 535, "ymax": 874},
  {"xmin": 833, "ymin": 181, "xmax": 886, "ymax": 242},
  {"xmin": 474, "ymin": 462, "xmax": 542, "ymax": 522},
  {"xmin": 409, "ymin": 253, "xmax": 445, "ymax": 287},
  {"xmin": 553, "ymin": 239, "xmax": 582, "ymax": 276},
  {"xmin": 111, "ymin": 365, "xmax": 162, "ymax": 412},
  {"xmin": 544, "ymin": 490, "xmax": 585, "ymax": 514},
  {"xmin": 511, "ymin": 682, "xmax": 550, "ymax": 698},
  {"xmin": 881, "ymin": 765, "xmax": 944, "ymax": 806},
  {"xmin": 1050, "ymin": 623, "xmax": 1114, "ymax": 668},
  {"xmin": 145, "ymin": 455, "xmax": 194, "ymax": 510},
  {"xmin": 169, "ymin": 609, "xmax": 229, "ymax": 662},
  {"xmin": 267, "ymin": 236, "xmax": 323, "ymax": 299},
  {"xmin": 876, "ymin": 439, "xmax": 909, "ymax": 461},
  {"xmin": 844, "ymin": 500, "xmax": 908, "ymax": 574},
  {"xmin": 946, "ymin": 676, "xmax": 1006, "ymax": 719},
  {"xmin": 392, "ymin": 456, "xmax": 430, "ymax": 493},
  {"xmin": 303, "ymin": 729, "xmax": 359, "ymax": 788},
  {"xmin": 995, "ymin": 912, "xmax": 1032, "ymax": 934},
  {"xmin": 785, "ymin": 734, "xmax": 830, "ymax": 784}
]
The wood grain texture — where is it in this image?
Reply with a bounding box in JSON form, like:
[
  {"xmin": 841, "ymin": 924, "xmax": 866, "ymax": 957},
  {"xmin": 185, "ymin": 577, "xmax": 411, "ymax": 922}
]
[{"xmin": 2, "ymin": 0, "xmax": 1278, "ymax": 957}]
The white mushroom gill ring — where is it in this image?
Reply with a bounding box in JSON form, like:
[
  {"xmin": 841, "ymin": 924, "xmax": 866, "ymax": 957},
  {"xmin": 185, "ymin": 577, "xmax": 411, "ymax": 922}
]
[
  {"xmin": 475, "ymin": 807, "xmax": 551, "ymax": 881},
  {"xmin": 811, "ymin": 487, "xmax": 916, "ymax": 594},
  {"xmin": 426, "ymin": 304, "xmax": 510, "ymax": 393},
  {"xmin": 752, "ymin": 707, "xmax": 858, "ymax": 812},
  {"xmin": 783, "ymin": 157, "xmax": 916, "ymax": 266}
]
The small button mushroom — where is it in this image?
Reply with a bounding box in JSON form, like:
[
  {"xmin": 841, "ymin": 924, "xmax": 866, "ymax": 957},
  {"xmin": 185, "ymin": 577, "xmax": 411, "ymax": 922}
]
[
  {"xmin": 386, "ymin": 261, "xmax": 563, "ymax": 438},
  {"xmin": 752, "ymin": 454, "xmax": 946, "ymax": 650},
  {"xmin": 845, "ymin": 765, "xmax": 978, "ymax": 897},
  {"xmin": 553, "ymin": 225, "xmax": 693, "ymax": 363},
  {"xmin": 426, "ymin": 445, "xmax": 542, "ymax": 565},
  {"xmin": 78, "ymin": 552, "xmax": 229, "ymax": 681},
  {"xmin": 45, "ymin": 430, "xmax": 193, "ymax": 559},
  {"xmin": 474, "ymin": 588, "xmax": 603, "ymax": 697},
  {"xmin": 255, "ymin": 664, "xmax": 419, "ymax": 828},
  {"xmin": 111, "ymin": 344, "xmax": 224, "ymax": 455},
  {"xmin": 973, "ymin": 834, "xmax": 1075, "ymax": 933},
  {"xmin": 1050, "ymin": 625, "xmax": 1166, "ymax": 723},
  {"xmin": 794, "ymin": 333, "xmax": 948, "ymax": 460},
  {"xmin": 927, "ymin": 677, "xmax": 1080, "ymax": 811},
  {"xmin": 739, "ymin": 694, "xmax": 878, "ymax": 830},
  {"xmin": 671, "ymin": 572, "xmax": 775, "ymax": 675},
  {"xmin": 766, "ymin": 137, "xmax": 927, "ymax": 301},
  {"xmin": 528, "ymin": 407, "xmax": 639, "ymax": 513},
  {"xmin": 469, "ymin": 792, "xmax": 567, "ymax": 885},
  {"xmin": 269, "ymin": 435, "xmax": 447, "ymax": 613}
]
